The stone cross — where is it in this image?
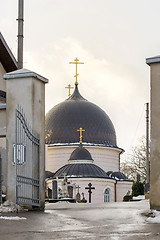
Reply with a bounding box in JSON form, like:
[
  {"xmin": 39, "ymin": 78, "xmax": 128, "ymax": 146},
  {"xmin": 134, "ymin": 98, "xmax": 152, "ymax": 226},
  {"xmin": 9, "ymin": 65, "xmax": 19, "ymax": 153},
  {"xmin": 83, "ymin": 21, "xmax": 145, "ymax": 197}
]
[
  {"xmin": 76, "ymin": 185, "xmax": 81, "ymax": 193},
  {"xmin": 85, "ymin": 183, "xmax": 95, "ymax": 203}
]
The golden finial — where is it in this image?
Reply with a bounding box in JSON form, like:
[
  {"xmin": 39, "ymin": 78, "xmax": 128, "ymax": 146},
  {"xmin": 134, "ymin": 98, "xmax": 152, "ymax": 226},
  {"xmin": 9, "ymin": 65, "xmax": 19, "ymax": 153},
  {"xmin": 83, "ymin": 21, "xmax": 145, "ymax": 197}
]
[
  {"xmin": 77, "ymin": 127, "xmax": 85, "ymax": 144},
  {"xmin": 65, "ymin": 84, "xmax": 74, "ymax": 97},
  {"xmin": 69, "ymin": 57, "xmax": 84, "ymax": 85}
]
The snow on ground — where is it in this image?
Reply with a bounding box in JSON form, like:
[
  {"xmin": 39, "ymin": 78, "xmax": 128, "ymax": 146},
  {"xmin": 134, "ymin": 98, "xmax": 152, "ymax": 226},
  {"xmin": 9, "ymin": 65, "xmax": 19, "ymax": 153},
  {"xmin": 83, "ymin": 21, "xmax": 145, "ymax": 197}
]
[
  {"xmin": 0, "ymin": 200, "xmax": 21, "ymax": 213},
  {"xmin": 132, "ymin": 195, "xmax": 145, "ymax": 200},
  {"xmin": 0, "ymin": 216, "xmax": 26, "ymax": 220},
  {"xmin": 146, "ymin": 210, "xmax": 160, "ymax": 223}
]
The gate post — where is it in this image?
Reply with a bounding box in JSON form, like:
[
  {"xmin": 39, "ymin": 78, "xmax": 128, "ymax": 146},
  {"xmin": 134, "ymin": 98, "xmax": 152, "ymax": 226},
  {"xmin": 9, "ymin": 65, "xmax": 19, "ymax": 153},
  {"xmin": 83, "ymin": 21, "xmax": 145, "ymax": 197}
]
[
  {"xmin": 146, "ymin": 56, "xmax": 160, "ymax": 210},
  {"xmin": 4, "ymin": 69, "xmax": 48, "ymax": 210}
]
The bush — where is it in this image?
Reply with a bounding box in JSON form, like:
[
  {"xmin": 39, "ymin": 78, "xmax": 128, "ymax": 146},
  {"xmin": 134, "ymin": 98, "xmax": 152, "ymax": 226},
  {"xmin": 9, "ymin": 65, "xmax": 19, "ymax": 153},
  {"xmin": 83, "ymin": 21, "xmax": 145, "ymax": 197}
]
[
  {"xmin": 123, "ymin": 195, "xmax": 132, "ymax": 202},
  {"xmin": 132, "ymin": 181, "xmax": 144, "ymax": 196}
]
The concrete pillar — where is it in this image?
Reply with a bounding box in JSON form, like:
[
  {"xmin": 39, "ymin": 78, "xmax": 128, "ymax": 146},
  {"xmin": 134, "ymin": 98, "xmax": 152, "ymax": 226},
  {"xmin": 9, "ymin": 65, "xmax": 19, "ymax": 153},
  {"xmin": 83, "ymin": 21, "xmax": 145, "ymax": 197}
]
[
  {"xmin": 146, "ymin": 56, "xmax": 160, "ymax": 210},
  {"xmin": 3, "ymin": 69, "xmax": 48, "ymax": 210}
]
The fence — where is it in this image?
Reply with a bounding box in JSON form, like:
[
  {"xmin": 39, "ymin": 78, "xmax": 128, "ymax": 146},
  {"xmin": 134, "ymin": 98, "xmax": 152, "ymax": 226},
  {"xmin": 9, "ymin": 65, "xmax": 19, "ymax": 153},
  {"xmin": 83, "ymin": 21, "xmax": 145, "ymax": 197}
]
[{"xmin": 15, "ymin": 106, "xmax": 40, "ymax": 207}]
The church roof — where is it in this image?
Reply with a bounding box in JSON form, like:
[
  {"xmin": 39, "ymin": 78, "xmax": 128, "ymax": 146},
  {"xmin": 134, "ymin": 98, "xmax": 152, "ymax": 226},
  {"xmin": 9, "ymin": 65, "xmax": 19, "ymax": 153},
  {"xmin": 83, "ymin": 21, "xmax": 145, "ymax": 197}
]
[
  {"xmin": 69, "ymin": 145, "xmax": 93, "ymax": 161},
  {"xmin": 45, "ymin": 85, "xmax": 117, "ymax": 147},
  {"xmin": 107, "ymin": 171, "xmax": 131, "ymax": 181},
  {"xmin": 0, "ymin": 32, "xmax": 17, "ymax": 72},
  {"xmin": 53, "ymin": 163, "xmax": 109, "ymax": 179}
]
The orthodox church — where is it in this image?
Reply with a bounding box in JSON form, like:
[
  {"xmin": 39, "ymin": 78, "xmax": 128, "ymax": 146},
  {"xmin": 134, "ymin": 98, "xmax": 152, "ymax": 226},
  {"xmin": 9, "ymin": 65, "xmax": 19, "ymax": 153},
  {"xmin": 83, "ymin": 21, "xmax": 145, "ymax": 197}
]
[{"xmin": 45, "ymin": 58, "xmax": 132, "ymax": 203}]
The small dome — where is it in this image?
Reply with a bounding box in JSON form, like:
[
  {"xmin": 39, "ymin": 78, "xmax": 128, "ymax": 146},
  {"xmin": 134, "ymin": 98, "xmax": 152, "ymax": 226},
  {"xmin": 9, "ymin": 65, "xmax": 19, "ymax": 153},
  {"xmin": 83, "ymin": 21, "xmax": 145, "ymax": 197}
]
[
  {"xmin": 53, "ymin": 163, "xmax": 109, "ymax": 178},
  {"xmin": 45, "ymin": 85, "xmax": 117, "ymax": 147},
  {"xmin": 69, "ymin": 146, "xmax": 93, "ymax": 161}
]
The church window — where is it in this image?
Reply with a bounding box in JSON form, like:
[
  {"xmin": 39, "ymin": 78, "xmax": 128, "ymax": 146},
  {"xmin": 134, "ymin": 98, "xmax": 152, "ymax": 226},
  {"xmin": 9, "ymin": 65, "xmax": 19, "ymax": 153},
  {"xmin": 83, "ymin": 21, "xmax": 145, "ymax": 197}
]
[{"xmin": 104, "ymin": 188, "xmax": 110, "ymax": 202}]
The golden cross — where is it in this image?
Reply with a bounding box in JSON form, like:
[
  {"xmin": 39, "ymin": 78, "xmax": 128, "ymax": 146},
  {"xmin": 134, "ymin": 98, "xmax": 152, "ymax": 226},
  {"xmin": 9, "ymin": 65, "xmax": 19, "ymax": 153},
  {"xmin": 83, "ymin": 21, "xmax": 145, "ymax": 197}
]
[
  {"xmin": 69, "ymin": 57, "xmax": 84, "ymax": 85},
  {"xmin": 65, "ymin": 84, "xmax": 74, "ymax": 97},
  {"xmin": 77, "ymin": 127, "xmax": 85, "ymax": 144}
]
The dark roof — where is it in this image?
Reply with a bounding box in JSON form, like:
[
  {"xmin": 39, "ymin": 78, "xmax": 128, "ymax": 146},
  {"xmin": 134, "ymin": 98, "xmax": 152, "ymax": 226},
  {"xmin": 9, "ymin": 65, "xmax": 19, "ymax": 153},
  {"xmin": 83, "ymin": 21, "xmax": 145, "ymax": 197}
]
[
  {"xmin": 109, "ymin": 171, "xmax": 129, "ymax": 180},
  {"xmin": 0, "ymin": 32, "xmax": 18, "ymax": 72},
  {"xmin": 45, "ymin": 171, "xmax": 54, "ymax": 179},
  {"xmin": 46, "ymin": 85, "xmax": 117, "ymax": 147},
  {"xmin": 53, "ymin": 163, "xmax": 109, "ymax": 178},
  {"xmin": 69, "ymin": 146, "xmax": 93, "ymax": 160}
]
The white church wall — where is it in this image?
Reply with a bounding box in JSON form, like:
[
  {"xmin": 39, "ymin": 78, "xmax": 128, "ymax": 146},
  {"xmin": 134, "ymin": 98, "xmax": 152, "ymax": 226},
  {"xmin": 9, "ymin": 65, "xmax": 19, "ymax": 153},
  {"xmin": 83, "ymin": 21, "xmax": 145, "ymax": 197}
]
[
  {"xmin": 47, "ymin": 146, "xmax": 77, "ymax": 173},
  {"xmin": 116, "ymin": 181, "xmax": 133, "ymax": 202},
  {"xmin": 47, "ymin": 178, "xmax": 116, "ymax": 203},
  {"xmin": 85, "ymin": 146, "xmax": 121, "ymax": 172},
  {"xmin": 47, "ymin": 145, "xmax": 121, "ymax": 173}
]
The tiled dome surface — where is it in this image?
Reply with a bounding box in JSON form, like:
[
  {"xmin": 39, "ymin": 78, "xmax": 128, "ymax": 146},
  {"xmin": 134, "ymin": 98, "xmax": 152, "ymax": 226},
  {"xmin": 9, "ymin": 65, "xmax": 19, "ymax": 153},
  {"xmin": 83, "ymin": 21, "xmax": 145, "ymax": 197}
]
[
  {"xmin": 53, "ymin": 163, "xmax": 109, "ymax": 178},
  {"xmin": 45, "ymin": 85, "xmax": 117, "ymax": 147}
]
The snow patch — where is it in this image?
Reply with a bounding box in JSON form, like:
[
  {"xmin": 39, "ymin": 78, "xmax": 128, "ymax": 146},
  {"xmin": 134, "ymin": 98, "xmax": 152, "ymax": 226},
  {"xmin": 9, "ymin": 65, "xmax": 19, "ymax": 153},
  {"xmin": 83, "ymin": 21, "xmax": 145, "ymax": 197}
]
[
  {"xmin": 146, "ymin": 210, "xmax": 160, "ymax": 223},
  {"xmin": 132, "ymin": 195, "xmax": 145, "ymax": 200},
  {"xmin": 0, "ymin": 200, "xmax": 22, "ymax": 213},
  {"xmin": 0, "ymin": 216, "xmax": 26, "ymax": 220}
]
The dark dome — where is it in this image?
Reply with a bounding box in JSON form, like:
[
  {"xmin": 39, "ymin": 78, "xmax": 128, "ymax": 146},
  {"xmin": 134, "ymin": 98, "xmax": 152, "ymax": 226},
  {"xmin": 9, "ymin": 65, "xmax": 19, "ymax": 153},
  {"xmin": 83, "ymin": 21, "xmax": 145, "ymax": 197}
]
[
  {"xmin": 53, "ymin": 163, "xmax": 109, "ymax": 178},
  {"xmin": 69, "ymin": 146, "xmax": 93, "ymax": 160},
  {"xmin": 45, "ymin": 85, "xmax": 117, "ymax": 147}
]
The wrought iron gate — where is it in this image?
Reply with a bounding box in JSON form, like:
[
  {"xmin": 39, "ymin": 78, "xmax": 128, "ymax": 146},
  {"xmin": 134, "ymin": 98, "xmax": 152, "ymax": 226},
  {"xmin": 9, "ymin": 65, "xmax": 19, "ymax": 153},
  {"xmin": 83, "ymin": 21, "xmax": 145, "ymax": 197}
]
[
  {"xmin": 0, "ymin": 155, "xmax": 2, "ymax": 205},
  {"xmin": 15, "ymin": 106, "xmax": 40, "ymax": 207}
]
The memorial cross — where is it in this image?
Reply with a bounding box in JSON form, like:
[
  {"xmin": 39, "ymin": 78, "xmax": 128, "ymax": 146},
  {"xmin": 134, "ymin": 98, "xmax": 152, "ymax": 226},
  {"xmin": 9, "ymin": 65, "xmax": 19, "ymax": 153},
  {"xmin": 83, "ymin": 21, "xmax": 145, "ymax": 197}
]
[{"xmin": 85, "ymin": 183, "xmax": 95, "ymax": 203}]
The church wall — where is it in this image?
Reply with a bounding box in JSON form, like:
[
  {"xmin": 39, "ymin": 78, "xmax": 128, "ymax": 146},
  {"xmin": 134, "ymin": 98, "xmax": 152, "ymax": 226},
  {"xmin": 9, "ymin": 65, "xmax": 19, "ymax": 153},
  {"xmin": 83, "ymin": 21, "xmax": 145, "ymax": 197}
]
[
  {"xmin": 47, "ymin": 145, "xmax": 121, "ymax": 173},
  {"xmin": 47, "ymin": 178, "xmax": 116, "ymax": 203},
  {"xmin": 116, "ymin": 181, "xmax": 133, "ymax": 202},
  {"xmin": 47, "ymin": 146, "xmax": 77, "ymax": 173},
  {"xmin": 85, "ymin": 146, "xmax": 120, "ymax": 172},
  {"xmin": 0, "ymin": 63, "xmax": 6, "ymax": 92},
  {"xmin": 71, "ymin": 178, "xmax": 115, "ymax": 203}
]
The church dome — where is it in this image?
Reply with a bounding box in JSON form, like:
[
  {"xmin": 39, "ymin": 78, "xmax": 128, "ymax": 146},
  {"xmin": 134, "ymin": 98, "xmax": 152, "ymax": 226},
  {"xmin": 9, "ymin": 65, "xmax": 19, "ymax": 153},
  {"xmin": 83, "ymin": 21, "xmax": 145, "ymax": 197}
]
[
  {"xmin": 45, "ymin": 85, "xmax": 117, "ymax": 147},
  {"xmin": 69, "ymin": 145, "xmax": 93, "ymax": 161}
]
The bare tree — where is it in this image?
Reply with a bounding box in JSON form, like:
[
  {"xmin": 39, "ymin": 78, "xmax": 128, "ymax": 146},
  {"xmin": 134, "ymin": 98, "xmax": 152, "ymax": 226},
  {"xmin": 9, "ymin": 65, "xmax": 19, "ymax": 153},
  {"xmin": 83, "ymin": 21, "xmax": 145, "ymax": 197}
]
[{"xmin": 120, "ymin": 136, "xmax": 148, "ymax": 182}]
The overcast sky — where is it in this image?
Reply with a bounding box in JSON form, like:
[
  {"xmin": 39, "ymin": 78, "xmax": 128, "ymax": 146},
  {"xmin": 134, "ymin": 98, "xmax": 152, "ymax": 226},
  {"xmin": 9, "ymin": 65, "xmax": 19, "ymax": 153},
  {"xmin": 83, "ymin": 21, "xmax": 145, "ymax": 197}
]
[{"xmin": 1, "ymin": 0, "xmax": 160, "ymax": 159}]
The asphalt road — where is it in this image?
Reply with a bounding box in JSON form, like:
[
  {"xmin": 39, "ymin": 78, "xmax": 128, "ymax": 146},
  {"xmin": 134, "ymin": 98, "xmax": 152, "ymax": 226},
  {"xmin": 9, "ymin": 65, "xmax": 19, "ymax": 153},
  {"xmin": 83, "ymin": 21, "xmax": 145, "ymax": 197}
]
[{"xmin": 0, "ymin": 200, "xmax": 160, "ymax": 240}]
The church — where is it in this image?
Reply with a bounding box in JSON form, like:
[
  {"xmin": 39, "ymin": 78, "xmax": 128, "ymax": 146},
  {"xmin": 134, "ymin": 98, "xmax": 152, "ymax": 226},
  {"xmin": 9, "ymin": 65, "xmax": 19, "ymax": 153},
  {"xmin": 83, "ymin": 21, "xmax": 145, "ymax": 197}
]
[
  {"xmin": 45, "ymin": 58, "xmax": 132, "ymax": 203},
  {"xmin": 0, "ymin": 32, "xmax": 132, "ymax": 205}
]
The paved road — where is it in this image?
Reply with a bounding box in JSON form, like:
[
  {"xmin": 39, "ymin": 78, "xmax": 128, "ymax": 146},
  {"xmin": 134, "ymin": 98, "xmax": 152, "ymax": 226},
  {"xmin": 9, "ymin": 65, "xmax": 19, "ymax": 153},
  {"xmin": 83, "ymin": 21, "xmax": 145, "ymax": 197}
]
[{"xmin": 0, "ymin": 200, "xmax": 160, "ymax": 240}]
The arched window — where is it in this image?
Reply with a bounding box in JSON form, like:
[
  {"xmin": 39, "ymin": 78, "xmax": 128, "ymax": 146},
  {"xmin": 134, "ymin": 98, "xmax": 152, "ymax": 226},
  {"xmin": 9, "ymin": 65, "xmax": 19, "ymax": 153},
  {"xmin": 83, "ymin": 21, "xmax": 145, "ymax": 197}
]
[{"xmin": 104, "ymin": 188, "xmax": 110, "ymax": 202}]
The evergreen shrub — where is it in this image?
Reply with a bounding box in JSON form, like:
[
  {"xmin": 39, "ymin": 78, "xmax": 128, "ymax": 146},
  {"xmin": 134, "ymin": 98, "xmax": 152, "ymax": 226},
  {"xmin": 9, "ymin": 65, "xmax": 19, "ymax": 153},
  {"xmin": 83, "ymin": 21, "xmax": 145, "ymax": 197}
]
[{"xmin": 132, "ymin": 181, "xmax": 144, "ymax": 196}]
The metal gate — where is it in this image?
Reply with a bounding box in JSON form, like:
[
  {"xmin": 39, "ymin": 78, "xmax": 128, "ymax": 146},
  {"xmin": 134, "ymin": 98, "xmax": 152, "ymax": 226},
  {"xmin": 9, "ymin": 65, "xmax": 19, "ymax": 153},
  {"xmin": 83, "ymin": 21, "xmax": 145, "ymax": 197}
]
[
  {"xmin": 15, "ymin": 106, "xmax": 40, "ymax": 207},
  {"xmin": 0, "ymin": 155, "xmax": 2, "ymax": 205}
]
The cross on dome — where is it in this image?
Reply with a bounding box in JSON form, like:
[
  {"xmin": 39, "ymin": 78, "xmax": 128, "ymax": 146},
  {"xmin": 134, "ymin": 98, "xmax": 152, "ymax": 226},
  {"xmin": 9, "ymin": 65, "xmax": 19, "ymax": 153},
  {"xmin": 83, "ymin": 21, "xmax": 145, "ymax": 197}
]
[
  {"xmin": 65, "ymin": 84, "xmax": 74, "ymax": 97},
  {"xmin": 69, "ymin": 57, "xmax": 84, "ymax": 85},
  {"xmin": 77, "ymin": 127, "xmax": 85, "ymax": 144}
]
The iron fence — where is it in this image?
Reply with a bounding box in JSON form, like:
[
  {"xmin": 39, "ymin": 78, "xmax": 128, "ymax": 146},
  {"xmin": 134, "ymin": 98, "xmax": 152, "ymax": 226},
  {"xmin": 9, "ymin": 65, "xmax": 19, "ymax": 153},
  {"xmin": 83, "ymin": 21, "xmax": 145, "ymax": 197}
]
[{"xmin": 15, "ymin": 106, "xmax": 40, "ymax": 207}]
